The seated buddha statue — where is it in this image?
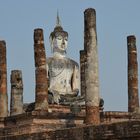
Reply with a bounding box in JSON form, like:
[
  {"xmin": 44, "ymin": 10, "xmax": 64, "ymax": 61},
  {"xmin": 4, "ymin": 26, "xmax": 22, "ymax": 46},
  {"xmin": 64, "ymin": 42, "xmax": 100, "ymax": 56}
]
[{"xmin": 47, "ymin": 14, "xmax": 80, "ymax": 104}]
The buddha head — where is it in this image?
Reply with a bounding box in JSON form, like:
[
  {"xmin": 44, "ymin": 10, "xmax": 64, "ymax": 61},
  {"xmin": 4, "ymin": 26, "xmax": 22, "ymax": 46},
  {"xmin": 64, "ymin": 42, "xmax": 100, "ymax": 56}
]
[{"xmin": 50, "ymin": 13, "xmax": 68, "ymax": 55}]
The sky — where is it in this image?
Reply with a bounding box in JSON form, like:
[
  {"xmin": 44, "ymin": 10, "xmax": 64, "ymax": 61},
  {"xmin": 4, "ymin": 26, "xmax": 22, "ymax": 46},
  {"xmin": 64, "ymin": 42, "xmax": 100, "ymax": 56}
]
[{"xmin": 0, "ymin": 0, "xmax": 140, "ymax": 111}]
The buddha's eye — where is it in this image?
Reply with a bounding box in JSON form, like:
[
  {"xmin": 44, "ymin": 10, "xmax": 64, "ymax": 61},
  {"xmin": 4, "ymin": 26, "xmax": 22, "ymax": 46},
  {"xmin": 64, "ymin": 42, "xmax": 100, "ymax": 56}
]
[
  {"xmin": 64, "ymin": 37, "xmax": 68, "ymax": 41},
  {"xmin": 56, "ymin": 35, "xmax": 62, "ymax": 40}
]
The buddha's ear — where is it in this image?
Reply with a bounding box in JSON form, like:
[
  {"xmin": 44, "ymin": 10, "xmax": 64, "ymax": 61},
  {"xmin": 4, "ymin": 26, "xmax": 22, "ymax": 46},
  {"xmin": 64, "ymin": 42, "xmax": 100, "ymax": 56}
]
[{"xmin": 49, "ymin": 36, "xmax": 53, "ymax": 53}]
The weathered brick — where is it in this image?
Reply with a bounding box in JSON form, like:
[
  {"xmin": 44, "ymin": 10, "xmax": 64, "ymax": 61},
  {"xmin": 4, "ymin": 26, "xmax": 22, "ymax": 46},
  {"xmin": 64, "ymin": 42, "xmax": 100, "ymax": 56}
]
[
  {"xmin": 0, "ymin": 40, "xmax": 8, "ymax": 117},
  {"xmin": 84, "ymin": 8, "xmax": 100, "ymax": 125},
  {"xmin": 127, "ymin": 35, "xmax": 139, "ymax": 112},
  {"xmin": 34, "ymin": 28, "xmax": 48, "ymax": 110}
]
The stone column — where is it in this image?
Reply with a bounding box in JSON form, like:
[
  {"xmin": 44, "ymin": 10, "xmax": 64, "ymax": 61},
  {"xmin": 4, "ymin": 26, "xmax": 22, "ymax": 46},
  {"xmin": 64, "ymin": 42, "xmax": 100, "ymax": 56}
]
[
  {"xmin": 80, "ymin": 50, "xmax": 86, "ymax": 96},
  {"xmin": 84, "ymin": 8, "xmax": 100, "ymax": 124},
  {"xmin": 34, "ymin": 28, "xmax": 48, "ymax": 110},
  {"xmin": 127, "ymin": 35, "xmax": 139, "ymax": 112},
  {"xmin": 10, "ymin": 70, "xmax": 23, "ymax": 116},
  {"xmin": 0, "ymin": 41, "xmax": 8, "ymax": 117}
]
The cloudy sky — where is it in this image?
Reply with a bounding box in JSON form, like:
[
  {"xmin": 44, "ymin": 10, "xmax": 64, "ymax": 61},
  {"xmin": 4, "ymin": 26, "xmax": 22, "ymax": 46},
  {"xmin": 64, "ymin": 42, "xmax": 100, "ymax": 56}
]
[{"xmin": 0, "ymin": 0, "xmax": 140, "ymax": 111}]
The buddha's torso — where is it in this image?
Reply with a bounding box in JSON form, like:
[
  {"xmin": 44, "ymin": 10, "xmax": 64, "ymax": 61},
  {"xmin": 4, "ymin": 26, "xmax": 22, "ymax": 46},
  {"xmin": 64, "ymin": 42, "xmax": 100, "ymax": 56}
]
[{"xmin": 47, "ymin": 57, "xmax": 79, "ymax": 95}]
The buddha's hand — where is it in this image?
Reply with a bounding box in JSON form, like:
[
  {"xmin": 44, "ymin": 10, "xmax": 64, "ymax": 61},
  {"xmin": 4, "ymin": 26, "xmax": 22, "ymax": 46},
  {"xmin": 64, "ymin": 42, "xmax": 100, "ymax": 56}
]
[
  {"xmin": 48, "ymin": 89, "xmax": 61, "ymax": 104},
  {"xmin": 53, "ymin": 92, "xmax": 61, "ymax": 104},
  {"xmin": 65, "ymin": 89, "xmax": 79, "ymax": 97},
  {"xmin": 72, "ymin": 89, "xmax": 79, "ymax": 96}
]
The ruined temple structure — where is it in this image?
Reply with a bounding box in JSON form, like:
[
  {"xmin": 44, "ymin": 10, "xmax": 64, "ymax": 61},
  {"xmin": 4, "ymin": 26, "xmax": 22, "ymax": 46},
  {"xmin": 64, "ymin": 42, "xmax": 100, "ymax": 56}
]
[
  {"xmin": 127, "ymin": 36, "xmax": 139, "ymax": 113},
  {"xmin": 0, "ymin": 8, "xmax": 140, "ymax": 140},
  {"xmin": 10, "ymin": 70, "xmax": 23, "ymax": 116},
  {"xmin": 0, "ymin": 41, "xmax": 8, "ymax": 118}
]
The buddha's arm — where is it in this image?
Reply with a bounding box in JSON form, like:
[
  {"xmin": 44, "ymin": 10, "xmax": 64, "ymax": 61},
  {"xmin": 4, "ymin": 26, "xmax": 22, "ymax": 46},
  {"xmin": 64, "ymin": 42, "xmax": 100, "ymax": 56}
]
[
  {"xmin": 46, "ymin": 63, "xmax": 49, "ymax": 87},
  {"xmin": 72, "ymin": 65, "xmax": 80, "ymax": 95}
]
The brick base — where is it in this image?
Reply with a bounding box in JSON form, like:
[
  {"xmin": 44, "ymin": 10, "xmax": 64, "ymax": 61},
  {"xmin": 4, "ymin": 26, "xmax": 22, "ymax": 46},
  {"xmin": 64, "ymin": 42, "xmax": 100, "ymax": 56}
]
[{"xmin": 85, "ymin": 106, "xmax": 100, "ymax": 125}]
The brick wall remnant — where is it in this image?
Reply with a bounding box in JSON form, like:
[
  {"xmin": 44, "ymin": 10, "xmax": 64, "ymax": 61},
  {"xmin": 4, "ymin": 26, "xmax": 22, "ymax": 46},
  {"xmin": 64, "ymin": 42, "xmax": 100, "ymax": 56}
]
[
  {"xmin": 80, "ymin": 50, "xmax": 86, "ymax": 96},
  {"xmin": 2, "ymin": 120, "xmax": 140, "ymax": 139},
  {"xmin": 34, "ymin": 28, "xmax": 48, "ymax": 110},
  {"xmin": 0, "ymin": 40, "xmax": 8, "ymax": 117},
  {"xmin": 84, "ymin": 8, "xmax": 100, "ymax": 124},
  {"xmin": 10, "ymin": 70, "xmax": 23, "ymax": 116},
  {"xmin": 127, "ymin": 35, "xmax": 139, "ymax": 112}
]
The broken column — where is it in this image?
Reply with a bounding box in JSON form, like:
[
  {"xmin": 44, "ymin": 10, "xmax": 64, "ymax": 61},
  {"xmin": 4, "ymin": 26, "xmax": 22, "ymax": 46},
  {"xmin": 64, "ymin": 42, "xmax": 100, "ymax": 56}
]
[
  {"xmin": 127, "ymin": 35, "xmax": 139, "ymax": 112},
  {"xmin": 84, "ymin": 8, "xmax": 100, "ymax": 124},
  {"xmin": 10, "ymin": 70, "xmax": 23, "ymax": 116},
  {"xmin": 80, "ymin": 50, "xmax": 86, "ymax": 96},
  {"xmin": 34, "ymin": 28, "xmax": 48, "ymax": 110},
  {"xmin": 0, "ymin": 41, "xmax": 8, "ymax": 117}
]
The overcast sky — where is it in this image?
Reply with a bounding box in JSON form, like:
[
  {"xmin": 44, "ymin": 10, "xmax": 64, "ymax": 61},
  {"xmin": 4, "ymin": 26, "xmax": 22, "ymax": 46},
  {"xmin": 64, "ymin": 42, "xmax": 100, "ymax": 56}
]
[{"xmin": 0, "ymin": 0, "xmax": 140, "ymax": 111}]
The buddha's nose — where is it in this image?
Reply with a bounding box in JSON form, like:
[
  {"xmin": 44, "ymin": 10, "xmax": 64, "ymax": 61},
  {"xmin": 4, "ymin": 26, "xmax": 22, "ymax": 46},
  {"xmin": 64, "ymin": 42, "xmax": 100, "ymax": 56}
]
[{"xmin": 62, "ymin": 39, "xmax": 65, "ymax": 45}]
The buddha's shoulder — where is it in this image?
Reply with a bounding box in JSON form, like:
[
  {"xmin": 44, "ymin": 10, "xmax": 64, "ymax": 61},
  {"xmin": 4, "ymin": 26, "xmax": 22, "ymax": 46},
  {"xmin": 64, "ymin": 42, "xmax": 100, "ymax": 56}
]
[
  {"xmin": 67, "ymin": 58, "xmax": 79, "ymax": 67},
  {"xmin": 47, "ymin": 57, "xmax": 79, "ymax": 67},
  {"xmin": 46, "ymin": 57, "xmax": 54, "ymax": 62}
]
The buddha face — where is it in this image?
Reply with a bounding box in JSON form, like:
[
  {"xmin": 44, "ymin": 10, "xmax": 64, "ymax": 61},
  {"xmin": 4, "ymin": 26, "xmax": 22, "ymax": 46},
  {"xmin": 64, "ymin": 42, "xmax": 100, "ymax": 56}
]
[
  {"xmin": 55, "ymin": 34, "xmax": 68, "ymax": 51},
  {"xmin": 51, "ymin": 32, "xmax": 68, "ymax": 53}
]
